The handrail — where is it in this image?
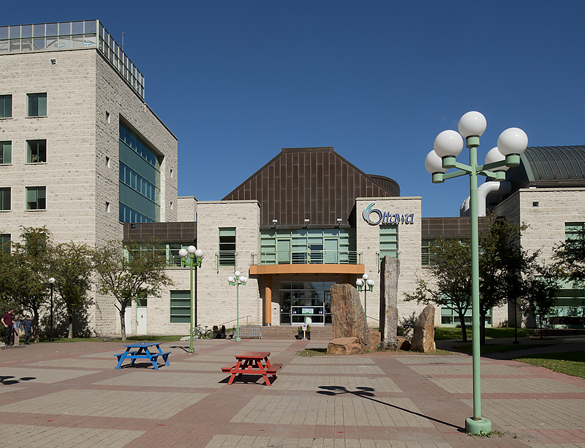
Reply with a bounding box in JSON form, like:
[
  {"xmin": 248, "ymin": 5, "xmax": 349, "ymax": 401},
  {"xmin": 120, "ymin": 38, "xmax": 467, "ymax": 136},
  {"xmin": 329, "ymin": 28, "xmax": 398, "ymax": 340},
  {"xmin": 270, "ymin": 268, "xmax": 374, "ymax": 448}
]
[{"xmin": 251, "ymin": 250, "xmax": 362, "ymax": 265}]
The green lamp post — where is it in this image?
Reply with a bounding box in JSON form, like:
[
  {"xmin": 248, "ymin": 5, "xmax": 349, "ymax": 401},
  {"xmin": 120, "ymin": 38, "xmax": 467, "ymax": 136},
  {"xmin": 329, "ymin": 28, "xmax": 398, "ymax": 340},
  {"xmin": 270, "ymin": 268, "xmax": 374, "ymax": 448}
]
[
  {"xmin": 425, "ymin": 111, "xmax": 528, "ymax": 434},
  {"xmin": 179, "ymin": 245, "xmax": 204, "ymax": 354},
  {"xmin": 356, "ymin": 274, "xmax": 374, "ymax": 318},
  {"xmin": 228, "ymin": 271, "xmax": 247, "ymax": 342}
]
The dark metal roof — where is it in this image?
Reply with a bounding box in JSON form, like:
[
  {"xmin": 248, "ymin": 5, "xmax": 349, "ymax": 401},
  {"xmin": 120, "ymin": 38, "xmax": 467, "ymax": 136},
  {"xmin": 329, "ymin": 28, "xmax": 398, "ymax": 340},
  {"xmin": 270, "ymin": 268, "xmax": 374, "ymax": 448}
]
[
  {"xmin": 506, "ymin": 145, "xmax": 585, "ymax": 190},
  {"xmin": 222, "ymin": 147, "xmax": 400, "ymax": 228}
]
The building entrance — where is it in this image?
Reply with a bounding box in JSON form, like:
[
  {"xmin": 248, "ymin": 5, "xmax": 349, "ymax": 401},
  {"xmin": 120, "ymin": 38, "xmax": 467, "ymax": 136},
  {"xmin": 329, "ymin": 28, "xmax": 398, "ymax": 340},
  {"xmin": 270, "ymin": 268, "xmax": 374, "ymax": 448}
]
[{"xmin": 279, "ymin": 281, "xmax": 335, "ymax": 326}]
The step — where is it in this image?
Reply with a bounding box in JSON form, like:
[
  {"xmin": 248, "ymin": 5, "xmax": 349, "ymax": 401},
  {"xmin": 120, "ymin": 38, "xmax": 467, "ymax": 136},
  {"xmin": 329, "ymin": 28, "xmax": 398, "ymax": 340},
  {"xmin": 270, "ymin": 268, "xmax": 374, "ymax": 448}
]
[{"xmin": 261, "ymin": 326, "xmax": 334, "ymax": 340}]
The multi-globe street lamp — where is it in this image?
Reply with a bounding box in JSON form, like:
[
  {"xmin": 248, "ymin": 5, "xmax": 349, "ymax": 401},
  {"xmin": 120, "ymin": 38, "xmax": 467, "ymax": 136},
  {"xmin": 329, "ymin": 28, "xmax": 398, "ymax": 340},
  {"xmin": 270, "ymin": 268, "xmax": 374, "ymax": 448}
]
[
  {"xmin": 425, "ymin": 111, "xmax": 528, "ymax": 434},
  {"xmin": 179, "ymin": 245, "xmax": 204, "ymax": 354},
  {"xmin": 48, "ymin": 277, "xmax": 55, "ymax": 342},
  {"xmin": 227, "ymin": 271, "xmax": 247, "ymax": 342},
  {"xmin": 356, "ymin": 274, "xmax": 374, "ymax": 318}
]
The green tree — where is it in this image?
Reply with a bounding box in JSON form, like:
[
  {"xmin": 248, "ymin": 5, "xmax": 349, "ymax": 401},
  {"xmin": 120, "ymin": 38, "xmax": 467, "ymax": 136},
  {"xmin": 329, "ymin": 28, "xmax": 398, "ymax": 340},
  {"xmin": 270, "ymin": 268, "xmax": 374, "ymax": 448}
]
[
  {"xmin": 50, "ymin": 241, "xmax": 94, "ymax": 338},
  {"xmin": 404, "ymin": 238, "xmax": 472, "ymax": 341},
  {"xmin": 524, "ymin": 263, "xmax": 558, "ymax": 339},
  {"xmin": 478, "ymin": 215, "xmax": 540, "ymax": 345},
  {"xmin": 4, "ymin": 227, "xmax": 52, "ymax": 342},
  {"xmin": 553, "ymin": 225, "xmax": 585, "ymax": 287},
  {"xmin": 92, "ymin": 241, "xmax": 173, "ymax": 341}
]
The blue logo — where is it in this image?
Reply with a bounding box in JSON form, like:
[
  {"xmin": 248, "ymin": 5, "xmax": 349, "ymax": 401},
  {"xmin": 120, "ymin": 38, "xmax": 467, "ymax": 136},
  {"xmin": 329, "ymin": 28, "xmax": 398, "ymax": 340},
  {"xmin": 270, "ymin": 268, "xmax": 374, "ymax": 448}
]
[{"xmin": 362, "ymin": 202, "xmax": 414, "ymax": 226}]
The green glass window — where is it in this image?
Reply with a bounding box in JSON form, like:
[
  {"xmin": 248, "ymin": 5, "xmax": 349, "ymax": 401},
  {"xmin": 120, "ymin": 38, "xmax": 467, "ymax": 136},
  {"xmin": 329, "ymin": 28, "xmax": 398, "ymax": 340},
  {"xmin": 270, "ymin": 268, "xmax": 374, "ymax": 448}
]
[
  {"xmin": 0, "ymin": 141, "xmax": 11, "ymax": 164},
  {"xmin": 0, "ymin": 234, "xmax": 10, "ymax": 254},
  {"xmin": 259, "ymin": 228, "xmax": 356, "ymax": 265},
  {"xmin": 27, "ymin": 93, "xmax": 47, "ymax": 117},
  {"xmin": 170, "ymin": 290, "xmax": 191, "ymax": 323},
  {"xmin": 565, "ymin": 222, "xmax": 585, "ymax": 242},
  {"xmin": 0, "ymin": 95, "xmax": 11, "ymax": 118},
  {"xmin": 26, "ymin": 186, "xmax": 46, "ymax": 210},
  {"xmin": 0, "ymin": 187, "xmax": 10, "ymax": 211},
  {"xmin": 27, "ymin": 140, "xmax": 46, "ymax": 163},
  {"xmin": 441, "ymin": 307, "xmax": 492, "ymax": 327},
  {"xmin": 219, "ymin": 227, "xmax": 236, "ymax": 266},
  {"xmin": 379, "ymin": 225, "xmax": 398, "ymax": 259},
  {"xmin": 118, "ymin": 123, "xmax": 161, "ymax": 223}
]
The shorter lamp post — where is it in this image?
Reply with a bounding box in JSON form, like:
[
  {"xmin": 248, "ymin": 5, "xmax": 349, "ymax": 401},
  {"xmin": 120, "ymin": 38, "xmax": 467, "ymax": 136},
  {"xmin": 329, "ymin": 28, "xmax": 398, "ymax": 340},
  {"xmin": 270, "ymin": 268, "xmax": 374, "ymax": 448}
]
[
  {"xmin": 48, "ymin": 277, "xmax": 55, "ymax": 342},
  {"xmin": 179, "ymin": 245, "xmax": 204, "ymax": 354},
  {"xmin": 513, "ymin": 295, "xmax": 520, "ymax": 344},
  {"xmin": 356, "ymin": 274, "xmax": 374, "ymax": 318},
  {"xmin": 228, "ymin": 271, "xmax": 247, "ymax": 342}
]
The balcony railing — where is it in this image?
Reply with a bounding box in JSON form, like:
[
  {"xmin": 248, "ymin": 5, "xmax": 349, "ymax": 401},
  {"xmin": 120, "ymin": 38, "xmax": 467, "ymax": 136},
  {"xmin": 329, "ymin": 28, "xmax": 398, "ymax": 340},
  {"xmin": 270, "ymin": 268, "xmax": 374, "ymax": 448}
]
[{"xmin": 252, "ymin": 250, "xmax": 362, "ymax": 265}]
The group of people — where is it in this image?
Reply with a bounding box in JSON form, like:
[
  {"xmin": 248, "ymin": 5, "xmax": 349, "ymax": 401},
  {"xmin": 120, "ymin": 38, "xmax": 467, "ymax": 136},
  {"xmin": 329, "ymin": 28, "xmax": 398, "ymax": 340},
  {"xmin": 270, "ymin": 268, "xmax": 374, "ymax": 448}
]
[{"xmin": 1, "ymin": 309, "xmax": 32, "ymax": 346}]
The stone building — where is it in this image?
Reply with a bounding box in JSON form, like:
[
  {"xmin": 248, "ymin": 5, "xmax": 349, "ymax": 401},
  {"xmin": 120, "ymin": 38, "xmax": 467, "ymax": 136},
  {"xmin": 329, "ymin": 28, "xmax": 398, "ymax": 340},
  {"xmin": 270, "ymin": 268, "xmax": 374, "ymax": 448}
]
[{"xmin": 0, "ymin": 20, "xmax": 178, "ymax": 334}]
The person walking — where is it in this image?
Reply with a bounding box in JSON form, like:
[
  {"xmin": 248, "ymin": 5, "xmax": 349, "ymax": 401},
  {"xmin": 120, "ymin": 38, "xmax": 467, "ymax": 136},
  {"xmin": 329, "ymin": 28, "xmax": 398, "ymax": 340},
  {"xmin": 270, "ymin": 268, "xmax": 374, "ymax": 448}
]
[
  {"xmin": 1, "ymin": 309, "xmax": 14, "ymax": 346},
  {"xmin": 12, "ymin": 315, "xmax": 23, "ymax": 346},
  {"xmin": 22, "ymin": 315, "xmax": 32, "ymax": 345}
]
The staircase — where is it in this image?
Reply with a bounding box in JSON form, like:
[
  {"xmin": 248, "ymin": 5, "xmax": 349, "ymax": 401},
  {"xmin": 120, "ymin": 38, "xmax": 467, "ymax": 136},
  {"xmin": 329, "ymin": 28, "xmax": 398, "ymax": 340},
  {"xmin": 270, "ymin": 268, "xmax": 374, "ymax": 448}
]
[{"xmin": 261, "ymin": 326, "xmax": 334, "ymax": 340}]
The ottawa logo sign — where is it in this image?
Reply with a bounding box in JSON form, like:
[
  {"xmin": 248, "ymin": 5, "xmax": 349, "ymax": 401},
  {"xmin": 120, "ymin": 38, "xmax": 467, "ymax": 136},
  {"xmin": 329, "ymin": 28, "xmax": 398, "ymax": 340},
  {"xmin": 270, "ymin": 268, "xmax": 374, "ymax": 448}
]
[{"xmin": 362, "ymin": 202, "xmax": 415, "ymax": 226}]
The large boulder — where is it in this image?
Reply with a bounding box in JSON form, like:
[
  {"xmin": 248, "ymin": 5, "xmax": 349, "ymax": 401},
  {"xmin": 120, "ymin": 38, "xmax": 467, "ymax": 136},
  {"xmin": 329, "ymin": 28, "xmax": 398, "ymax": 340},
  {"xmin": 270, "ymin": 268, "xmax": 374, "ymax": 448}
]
[
  {"xmin": 330, "ymin": 284, "xmax": 370, "ymax": 349},
  {"xmin": 410, "ymin": 305, "xmax": 436, "ymax": 353},
  {"xmin": 326, "ymin": 337, "xmax": 363, "ymax": 355}
]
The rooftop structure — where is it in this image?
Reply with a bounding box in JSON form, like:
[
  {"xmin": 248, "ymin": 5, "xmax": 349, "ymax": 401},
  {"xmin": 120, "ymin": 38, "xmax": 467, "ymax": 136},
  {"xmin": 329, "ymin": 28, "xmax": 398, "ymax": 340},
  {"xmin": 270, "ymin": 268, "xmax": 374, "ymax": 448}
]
[{"xmin": 0, "ymin": 20, "xmax": 145, "ymax": 99}]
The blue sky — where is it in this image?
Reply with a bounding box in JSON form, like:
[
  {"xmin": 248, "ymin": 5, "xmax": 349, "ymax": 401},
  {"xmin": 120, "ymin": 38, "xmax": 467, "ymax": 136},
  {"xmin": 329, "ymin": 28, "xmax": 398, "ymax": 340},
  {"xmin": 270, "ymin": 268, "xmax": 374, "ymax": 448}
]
[{"xmin": 5, "ymin": 1, "xmax": 585, "ymax": 217}]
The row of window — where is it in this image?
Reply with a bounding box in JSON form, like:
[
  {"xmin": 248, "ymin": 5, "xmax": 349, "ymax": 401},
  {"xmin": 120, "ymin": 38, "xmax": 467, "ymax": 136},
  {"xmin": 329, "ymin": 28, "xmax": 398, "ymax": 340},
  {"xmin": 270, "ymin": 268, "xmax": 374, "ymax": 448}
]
[
  {"xmin": 0, "ymin": 140, "xmax": 47, "ymax": 164},
  {"xmin": 0, "ymin": 93, "xmax": 47, "ymax": 118},
  {"xmin": 0, "ymin": 186, "xmax": 46, "ymax": 211}
]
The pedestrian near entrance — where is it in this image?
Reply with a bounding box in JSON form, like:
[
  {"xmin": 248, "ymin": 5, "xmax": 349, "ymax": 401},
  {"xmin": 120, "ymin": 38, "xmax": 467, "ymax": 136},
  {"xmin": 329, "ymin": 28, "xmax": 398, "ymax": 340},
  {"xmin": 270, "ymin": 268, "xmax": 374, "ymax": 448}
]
[
  {"xmin": 1, "ymin": 309, "xmax": 14, "ymax": 346},
  {"xmin": 12, "ymin": 316, "xmax": 22, "ymax": 346},
  {"xmin": 22, "ymin": 315, "xmax": 32, "ymax": 345}
]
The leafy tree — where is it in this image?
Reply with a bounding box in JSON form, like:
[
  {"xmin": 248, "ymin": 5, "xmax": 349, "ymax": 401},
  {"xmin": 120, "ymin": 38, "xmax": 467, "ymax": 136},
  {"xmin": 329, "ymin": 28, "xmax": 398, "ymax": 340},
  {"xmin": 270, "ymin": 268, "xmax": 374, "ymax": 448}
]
[
  {"xmin": 50, "ymin": 242, "xmax": 94, "ymax": 338},
  {"xmin": 478, "ymin": 215, "xmax": 540, "ymax": 345},
  {"xmin": 3, "ymin": 227, "xmax": 52, "ymax": 342},
  {"xmin": 524, "ymin": 264, "xmax": 558, "ymax": 339},
  {"xmin": 553, "ymin": 225, "xmax": 585, "ymax": 288},
  {"xmin": 406, "ymin": 215, "xmax": 542, "ymax": 345},
  {"xmin": 92, "ymin": 241, "xmax": 173, "ymax": 341},
  {"xmin": 404, "ymin": 238, "xmax": 472, "ymax": 341}
]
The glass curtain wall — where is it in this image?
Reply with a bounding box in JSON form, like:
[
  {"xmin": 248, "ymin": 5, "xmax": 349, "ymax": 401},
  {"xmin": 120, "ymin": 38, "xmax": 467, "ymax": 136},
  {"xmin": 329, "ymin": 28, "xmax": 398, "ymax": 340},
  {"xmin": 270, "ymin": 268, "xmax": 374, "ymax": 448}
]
[{"xmin": 119, "ymin": 123, "xmax": 161, "ymax": 223}]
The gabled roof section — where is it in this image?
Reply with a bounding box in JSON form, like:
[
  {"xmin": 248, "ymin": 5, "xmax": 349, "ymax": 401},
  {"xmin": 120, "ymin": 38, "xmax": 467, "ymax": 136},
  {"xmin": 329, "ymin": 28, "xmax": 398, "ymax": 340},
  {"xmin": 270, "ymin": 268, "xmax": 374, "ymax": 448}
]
[{"xmin": 222, "ymin": 147, "xmax": 400, "ymax": 228}]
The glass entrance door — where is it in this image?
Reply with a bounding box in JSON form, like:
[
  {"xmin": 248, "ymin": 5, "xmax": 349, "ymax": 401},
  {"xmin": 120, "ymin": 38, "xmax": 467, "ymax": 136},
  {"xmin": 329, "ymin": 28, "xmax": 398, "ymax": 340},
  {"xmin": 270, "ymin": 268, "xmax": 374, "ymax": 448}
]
[{"xmin": 279, "ymin": 281, "xmax": 334, "ymax": 326}]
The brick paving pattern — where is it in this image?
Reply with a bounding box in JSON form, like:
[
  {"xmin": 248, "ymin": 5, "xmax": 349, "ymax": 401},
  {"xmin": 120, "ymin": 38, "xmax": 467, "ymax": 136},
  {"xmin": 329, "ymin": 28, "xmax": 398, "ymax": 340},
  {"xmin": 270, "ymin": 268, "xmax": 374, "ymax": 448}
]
[{"xmin": 0, "ymin": 336, "xmax": 583, "ymax": 447}]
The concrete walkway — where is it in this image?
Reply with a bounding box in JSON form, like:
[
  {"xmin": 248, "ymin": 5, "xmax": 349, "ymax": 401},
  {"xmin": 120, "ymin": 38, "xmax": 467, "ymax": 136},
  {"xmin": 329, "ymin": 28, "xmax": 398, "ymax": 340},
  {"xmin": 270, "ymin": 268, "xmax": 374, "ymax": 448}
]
[{"xmin": 0, "ymin": 336, "xmax": 583, "ymax": 447}]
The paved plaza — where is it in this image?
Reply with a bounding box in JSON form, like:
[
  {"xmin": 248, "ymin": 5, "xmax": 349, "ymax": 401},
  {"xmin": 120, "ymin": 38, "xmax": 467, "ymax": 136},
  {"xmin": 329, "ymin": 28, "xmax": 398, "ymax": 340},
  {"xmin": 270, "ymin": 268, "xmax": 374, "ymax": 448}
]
[{"xmin": 0, "ymin": 337, "xmax": 584, "ymax": 447}]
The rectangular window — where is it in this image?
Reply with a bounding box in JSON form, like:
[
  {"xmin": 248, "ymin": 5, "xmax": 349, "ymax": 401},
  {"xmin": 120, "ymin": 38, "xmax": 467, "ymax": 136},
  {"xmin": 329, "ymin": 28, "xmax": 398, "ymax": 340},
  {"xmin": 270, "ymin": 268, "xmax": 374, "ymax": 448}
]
[
  {"xmin": 26, "ymin": 186, "xmax": 46, "ymax": 210},
  {"xmin": 379, "ymin": 225, "xmax": 398, "ymax": 260},
  {"xmin": 565, "ymin": 222, "xmax": 585, "ymax": 243},
  {"xmin": 0, "ymin": 141, "xmax": 11, "ymax": 164},
  {"xmin": 27, "ymin": 93, "xmax": 47, "ymax": 117},
  {"xmin": 27, "ymin": 140, "xmax": 47, "ymax": 163},
  {"xmin": 219, "ymin": 227, "xmax": 236, "ymax": 266},
  {"xmin": 0, "ymin": 187, "xmax": 10, "ymax": 211},
  {"xmin": 170, "ymin": 290, "xmax": 191, "ymax": 323},
  {"xmin": 0, "ymin": 234, "xmax": 10, "ymax": 254},
  {"xmin": 0, "ymin": 95, "xmax": 12, "ymax": 118}
]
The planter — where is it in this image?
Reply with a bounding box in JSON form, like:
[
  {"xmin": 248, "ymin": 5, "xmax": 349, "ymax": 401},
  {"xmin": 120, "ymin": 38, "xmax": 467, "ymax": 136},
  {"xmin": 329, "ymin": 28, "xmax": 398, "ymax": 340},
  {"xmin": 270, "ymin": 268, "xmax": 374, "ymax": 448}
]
[{"xmin": 296, "ymin": 331, "xmax": 311, "ymax": 340}]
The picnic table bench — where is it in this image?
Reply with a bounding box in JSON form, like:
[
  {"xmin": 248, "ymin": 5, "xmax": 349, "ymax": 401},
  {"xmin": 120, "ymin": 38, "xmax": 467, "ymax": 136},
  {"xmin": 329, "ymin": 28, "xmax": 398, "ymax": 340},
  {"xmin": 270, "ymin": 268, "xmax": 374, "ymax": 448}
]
[
  {"xmin": 221, "ymin": 351, "xmax": 282, "ymax": 386},
  {"xmin": 114, "ymin": 342, "xmax": 170, "ymax": 370}
]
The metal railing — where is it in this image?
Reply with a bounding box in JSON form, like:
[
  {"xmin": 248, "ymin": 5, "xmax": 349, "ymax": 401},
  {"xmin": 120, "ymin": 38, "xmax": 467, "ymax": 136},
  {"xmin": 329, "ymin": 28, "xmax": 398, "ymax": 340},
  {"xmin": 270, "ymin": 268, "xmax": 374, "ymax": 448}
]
[{"xmin": 252, "ymin": 250, "xmax": 362, "ymax": 265}]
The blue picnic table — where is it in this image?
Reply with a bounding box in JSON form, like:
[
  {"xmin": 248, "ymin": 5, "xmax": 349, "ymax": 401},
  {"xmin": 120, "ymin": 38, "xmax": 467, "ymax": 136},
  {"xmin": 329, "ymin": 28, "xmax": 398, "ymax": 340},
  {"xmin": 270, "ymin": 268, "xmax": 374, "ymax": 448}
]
[{"xmin": 114, "ymin": 342, "xmax": 171, "ymax": 370}]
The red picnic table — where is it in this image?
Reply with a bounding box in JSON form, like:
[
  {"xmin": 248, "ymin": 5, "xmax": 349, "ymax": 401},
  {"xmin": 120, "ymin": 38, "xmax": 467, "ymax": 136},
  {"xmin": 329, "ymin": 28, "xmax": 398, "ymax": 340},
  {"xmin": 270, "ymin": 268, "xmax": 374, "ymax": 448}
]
[{"xmin": 221, "ymin": 351, "xmax": 282, "ymax": 386}]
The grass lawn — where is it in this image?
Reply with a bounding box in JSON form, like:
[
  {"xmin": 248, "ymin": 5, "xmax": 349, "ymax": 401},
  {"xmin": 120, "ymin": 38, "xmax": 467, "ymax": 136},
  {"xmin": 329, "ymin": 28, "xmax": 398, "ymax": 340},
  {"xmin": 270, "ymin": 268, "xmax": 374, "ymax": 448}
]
[
  {"xmin": 435, "ymin": 327, "xmax": 531, "ymax": 340},
  {"xmin": 512, "ymin": 351, "xmax": 585, "ymax": 379},
  {"xmin": 450, "ymin": 343, "xmax": 552, "ymax": 355}
]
